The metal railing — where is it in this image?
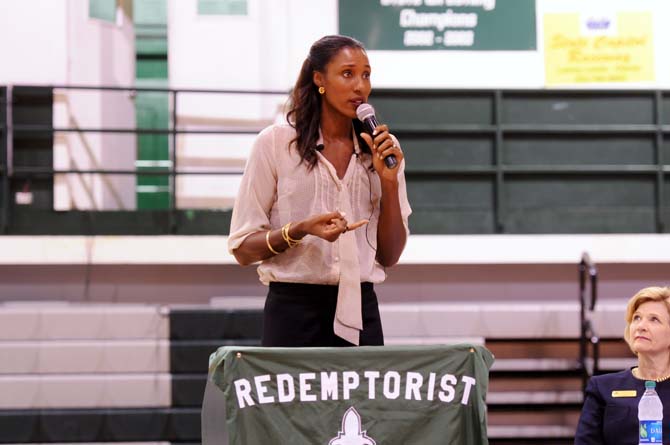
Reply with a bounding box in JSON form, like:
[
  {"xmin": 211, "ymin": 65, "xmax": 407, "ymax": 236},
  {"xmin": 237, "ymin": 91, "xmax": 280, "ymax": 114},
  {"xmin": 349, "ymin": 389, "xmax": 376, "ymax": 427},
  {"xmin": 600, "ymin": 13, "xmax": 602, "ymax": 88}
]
[
  {"xmin": 0, "ymin": 84, "xmax": 288, "ymax": 233},
  {"xmin": 2, "ymin": 86, "xmax": 670, "ymax": 235},
  {"xmin": 578, "ymin": 251, "xmax": 599, "ymax": 394},
  {"xmin": 0, "ymin": 85, "xmax": 11, "ymax": 232}
]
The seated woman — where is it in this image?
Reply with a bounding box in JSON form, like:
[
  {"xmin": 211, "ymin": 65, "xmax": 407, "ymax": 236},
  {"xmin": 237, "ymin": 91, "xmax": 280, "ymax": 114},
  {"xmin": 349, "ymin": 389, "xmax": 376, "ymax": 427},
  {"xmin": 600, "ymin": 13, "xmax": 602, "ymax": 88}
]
[{"xmin": 575, "ymin": 286, "xmax": 670, "ymax": 444}]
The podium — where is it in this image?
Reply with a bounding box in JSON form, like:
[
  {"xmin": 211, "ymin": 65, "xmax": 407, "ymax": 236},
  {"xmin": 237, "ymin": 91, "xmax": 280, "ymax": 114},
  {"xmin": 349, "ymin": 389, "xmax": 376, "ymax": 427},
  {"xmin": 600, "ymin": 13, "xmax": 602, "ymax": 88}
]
[{"xmin": 202, "ymin": 344, "xmax": 494, "ymax": 445}]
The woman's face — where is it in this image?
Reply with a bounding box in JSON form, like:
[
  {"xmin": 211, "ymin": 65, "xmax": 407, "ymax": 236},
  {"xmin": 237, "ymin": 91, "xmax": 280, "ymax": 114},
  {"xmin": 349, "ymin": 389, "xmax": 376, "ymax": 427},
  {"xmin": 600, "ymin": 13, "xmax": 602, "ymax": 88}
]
[
  {"xmin": 315, "ymin": 46, "xmax": 371, "ymax": 120},
  {"xmin": 629, "ymin": 300, "xmax": 670, "ymax": 357}
]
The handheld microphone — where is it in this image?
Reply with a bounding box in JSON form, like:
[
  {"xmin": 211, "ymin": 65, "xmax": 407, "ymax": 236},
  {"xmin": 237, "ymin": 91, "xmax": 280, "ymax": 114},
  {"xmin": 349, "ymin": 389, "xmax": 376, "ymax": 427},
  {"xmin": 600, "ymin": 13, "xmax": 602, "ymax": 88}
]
[{"xmin": 356, "ymin": 103, "xmax": 398, "ymax": 169}]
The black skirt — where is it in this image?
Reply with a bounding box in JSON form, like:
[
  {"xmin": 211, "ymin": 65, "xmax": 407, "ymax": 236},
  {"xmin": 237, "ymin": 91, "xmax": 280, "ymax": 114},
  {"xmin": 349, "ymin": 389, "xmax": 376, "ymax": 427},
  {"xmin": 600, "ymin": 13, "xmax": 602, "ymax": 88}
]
[{"xmin": 261, "ymin": 282, "xmax": 384, "ymax": 347}]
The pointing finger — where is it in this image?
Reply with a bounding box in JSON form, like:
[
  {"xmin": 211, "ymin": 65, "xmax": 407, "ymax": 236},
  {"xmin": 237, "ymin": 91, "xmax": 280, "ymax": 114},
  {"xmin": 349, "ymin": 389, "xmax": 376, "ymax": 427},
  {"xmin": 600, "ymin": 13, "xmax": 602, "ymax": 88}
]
[{"xmin": 347, "ymin": 219, "xmax": 369, "ymax": 231}]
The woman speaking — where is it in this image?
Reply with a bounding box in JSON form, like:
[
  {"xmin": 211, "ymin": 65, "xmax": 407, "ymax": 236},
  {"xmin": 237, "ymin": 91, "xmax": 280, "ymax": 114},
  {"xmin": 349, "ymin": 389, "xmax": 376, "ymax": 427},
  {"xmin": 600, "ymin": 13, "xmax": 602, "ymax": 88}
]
[{"xmin": 227, "ymin": 35, "xmax": 411, "ymax": 348}]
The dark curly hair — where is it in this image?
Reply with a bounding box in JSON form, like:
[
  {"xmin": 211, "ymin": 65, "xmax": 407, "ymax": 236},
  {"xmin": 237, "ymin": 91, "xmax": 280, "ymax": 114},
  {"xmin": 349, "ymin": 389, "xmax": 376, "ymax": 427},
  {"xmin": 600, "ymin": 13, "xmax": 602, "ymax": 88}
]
[{"xmin": 286, "ymin": 35, "xmax": 371, "ymax": 169}]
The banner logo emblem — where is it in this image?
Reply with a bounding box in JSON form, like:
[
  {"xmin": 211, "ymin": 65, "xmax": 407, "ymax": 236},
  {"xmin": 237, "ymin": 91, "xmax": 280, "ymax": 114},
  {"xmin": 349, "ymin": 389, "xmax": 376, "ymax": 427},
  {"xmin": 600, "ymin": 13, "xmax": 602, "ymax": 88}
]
[{"xmin": 328, "ymin": 406, "xmax": 376, "ymax": 445}]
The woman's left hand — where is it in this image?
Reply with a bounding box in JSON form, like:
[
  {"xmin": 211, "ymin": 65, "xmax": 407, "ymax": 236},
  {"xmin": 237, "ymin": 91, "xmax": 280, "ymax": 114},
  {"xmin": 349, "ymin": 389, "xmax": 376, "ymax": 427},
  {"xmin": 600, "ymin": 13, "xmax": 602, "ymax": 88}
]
[{"xmin": 360, "ymin": 124, "xmax": 404, "ymax": 183}]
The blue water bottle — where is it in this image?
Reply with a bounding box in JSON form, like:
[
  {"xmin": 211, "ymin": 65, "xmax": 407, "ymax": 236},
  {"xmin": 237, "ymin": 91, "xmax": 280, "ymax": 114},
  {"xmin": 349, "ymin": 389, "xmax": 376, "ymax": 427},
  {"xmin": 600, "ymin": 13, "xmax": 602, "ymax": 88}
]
[{"xmin": 638, "ymin": 380, "xmax": 663, "ymax": 444}]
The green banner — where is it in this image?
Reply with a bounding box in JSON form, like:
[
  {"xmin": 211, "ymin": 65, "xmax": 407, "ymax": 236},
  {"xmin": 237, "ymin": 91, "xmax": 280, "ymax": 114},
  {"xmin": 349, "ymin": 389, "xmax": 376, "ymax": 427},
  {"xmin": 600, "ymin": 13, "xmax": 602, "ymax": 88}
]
[
  {"xmin": 339, "ymin": 0, "xmax": 536, "ymax": 51},
  {"xmin": 206, "ymin": 344, "xmax": 494, "ymax": 444}
]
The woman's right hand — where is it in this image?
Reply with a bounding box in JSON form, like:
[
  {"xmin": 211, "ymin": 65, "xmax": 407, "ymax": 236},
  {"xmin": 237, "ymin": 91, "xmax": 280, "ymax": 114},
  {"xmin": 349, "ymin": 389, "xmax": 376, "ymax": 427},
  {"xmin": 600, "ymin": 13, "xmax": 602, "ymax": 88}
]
[
  {"xmin": 232, "ymin": 211, "xmax": 369, "ymax": 266},
  {"xmin": 295, "ymin": 211, "xmax": 368, "ymax": 243}
]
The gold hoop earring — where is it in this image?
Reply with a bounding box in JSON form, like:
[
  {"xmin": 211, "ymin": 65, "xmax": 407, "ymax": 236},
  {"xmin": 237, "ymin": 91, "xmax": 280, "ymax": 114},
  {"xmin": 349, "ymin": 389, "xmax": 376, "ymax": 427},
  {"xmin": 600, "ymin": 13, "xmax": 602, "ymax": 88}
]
[{"xmin": 318, "ymin": 86, "xmax": 325, "ymax": 95}]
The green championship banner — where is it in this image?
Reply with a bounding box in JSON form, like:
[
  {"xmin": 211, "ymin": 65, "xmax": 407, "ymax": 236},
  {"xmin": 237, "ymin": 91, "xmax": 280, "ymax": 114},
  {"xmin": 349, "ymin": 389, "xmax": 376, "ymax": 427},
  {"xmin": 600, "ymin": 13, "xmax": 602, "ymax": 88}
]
[
  {"xmin": 339, "ymin": 0, "xmax": 536, "ymax": 51},
  {"xmin": 204, "ymin": 344, "xmax": 494, "ymax": 444}
]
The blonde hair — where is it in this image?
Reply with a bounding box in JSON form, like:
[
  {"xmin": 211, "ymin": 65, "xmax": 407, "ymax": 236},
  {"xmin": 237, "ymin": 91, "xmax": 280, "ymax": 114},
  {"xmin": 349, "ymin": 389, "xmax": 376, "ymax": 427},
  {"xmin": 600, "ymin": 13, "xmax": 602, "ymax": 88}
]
[{"xmin": 623, "ymin": 286, "xmax": 670, "ymax": 353}]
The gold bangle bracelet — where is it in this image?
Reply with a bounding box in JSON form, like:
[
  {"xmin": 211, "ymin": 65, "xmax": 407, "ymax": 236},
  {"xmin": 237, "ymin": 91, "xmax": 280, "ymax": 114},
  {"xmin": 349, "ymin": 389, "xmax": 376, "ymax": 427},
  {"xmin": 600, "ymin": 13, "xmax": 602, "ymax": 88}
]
[
  {"xmin": 281, "ymin": 222, "xmax": 301, "ymax": 248},
  {"xmin": 265, "ymin": 230, "xmax": 280, "ymax": 255},
  {"xmin": 284, "ymin": 222, "xmax": 302, "ymax": 244}
]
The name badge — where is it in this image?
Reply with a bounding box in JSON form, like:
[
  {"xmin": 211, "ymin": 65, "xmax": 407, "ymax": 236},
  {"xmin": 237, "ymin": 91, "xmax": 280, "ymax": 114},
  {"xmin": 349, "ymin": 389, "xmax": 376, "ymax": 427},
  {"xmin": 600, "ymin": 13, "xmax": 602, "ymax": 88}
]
[{"xmin": 612, "ymin": 390, "xmax": 637, "ymax": 398}]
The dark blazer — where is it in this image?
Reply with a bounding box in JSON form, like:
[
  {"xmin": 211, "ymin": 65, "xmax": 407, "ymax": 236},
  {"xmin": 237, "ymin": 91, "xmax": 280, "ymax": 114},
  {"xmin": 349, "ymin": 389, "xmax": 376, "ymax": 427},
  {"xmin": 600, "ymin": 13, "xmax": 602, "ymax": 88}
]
[{"xmin": 575, "ymin": 369, "xmax": 670, "ymax": 444}]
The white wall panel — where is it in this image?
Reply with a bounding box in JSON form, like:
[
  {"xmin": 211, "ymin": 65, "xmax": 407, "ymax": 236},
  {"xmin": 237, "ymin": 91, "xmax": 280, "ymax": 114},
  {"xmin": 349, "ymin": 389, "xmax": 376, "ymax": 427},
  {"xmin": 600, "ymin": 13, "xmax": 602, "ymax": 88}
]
[{"xmin": 0, "ymin": 0, "xmax": 68, "ymax": 85}]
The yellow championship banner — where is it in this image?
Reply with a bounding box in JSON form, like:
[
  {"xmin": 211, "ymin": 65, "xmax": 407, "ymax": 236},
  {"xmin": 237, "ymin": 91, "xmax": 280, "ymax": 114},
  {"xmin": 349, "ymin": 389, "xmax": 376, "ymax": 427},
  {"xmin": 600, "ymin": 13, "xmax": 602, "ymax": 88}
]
[{"xmin": 544, "ymin": 12, "xmax": 654, "ymax": 85}]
